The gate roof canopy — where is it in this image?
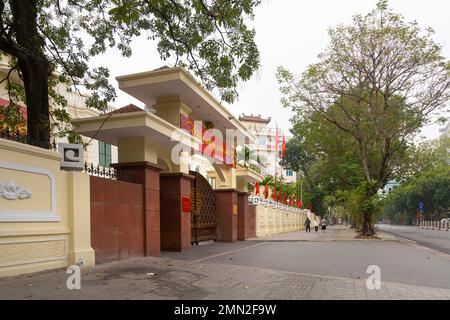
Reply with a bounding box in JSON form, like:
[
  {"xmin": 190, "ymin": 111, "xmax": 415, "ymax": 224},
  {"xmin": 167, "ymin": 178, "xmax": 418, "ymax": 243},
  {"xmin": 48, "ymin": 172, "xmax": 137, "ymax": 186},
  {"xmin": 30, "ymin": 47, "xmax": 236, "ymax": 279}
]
[
  {"xmin": 72, "ymin": 67, "xmax": 255, "ymax": 147},
  {"xmin": 71, "ymin": 104, "xmax": 201, "ymax": 148},
  {"xmin": 116, "ymin": 66, "xmax": 255, "ymax": 143},
  {"xmin": 236, "ymin": 167, "xmax": 264, "ymax": 184}
]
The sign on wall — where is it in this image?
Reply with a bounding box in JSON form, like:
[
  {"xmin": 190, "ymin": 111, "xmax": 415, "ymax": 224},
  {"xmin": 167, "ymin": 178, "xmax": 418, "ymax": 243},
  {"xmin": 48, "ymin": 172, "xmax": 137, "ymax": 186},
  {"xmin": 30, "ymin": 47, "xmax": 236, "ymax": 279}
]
[{"xmin": 182, "ymin": 196, "xmax": 191, "ymax": 213}]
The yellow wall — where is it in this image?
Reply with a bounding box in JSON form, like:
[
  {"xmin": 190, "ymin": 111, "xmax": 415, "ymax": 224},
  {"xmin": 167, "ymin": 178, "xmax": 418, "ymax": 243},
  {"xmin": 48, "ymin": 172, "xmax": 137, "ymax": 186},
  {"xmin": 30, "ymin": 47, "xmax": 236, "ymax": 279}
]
[
  {"xmin": 0, "ymin": 138, "xmax": 95, "ymax": 277},
  {"xmin": 255, "ymin": 204, "xmax": 308, "ymax": 237}
]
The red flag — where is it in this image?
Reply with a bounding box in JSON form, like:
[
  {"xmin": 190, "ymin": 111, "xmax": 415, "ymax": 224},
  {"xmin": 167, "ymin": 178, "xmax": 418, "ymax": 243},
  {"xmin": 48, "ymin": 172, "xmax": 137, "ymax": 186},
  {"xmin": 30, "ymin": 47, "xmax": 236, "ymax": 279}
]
[
  {"xmin": 284, "ymin": 193, "xmax": 287, "ymax": 204},
  {"xmin": 273, "ymin": 186, "xmax": 277, "ymax": 201},
  {"xmin": 298, "ymin": 200, "xmax": 303, "ymax": 208},
  {"xmin": 255, "ymin": 182, "xmax": 260, "ymax": 195},
  {"xmin": 265, "ymin": 182, "xmax": 269, "ymax": 199},
  {"xmin": 282, "ymin": 134, "xmax": 286, "ymax": 159}
]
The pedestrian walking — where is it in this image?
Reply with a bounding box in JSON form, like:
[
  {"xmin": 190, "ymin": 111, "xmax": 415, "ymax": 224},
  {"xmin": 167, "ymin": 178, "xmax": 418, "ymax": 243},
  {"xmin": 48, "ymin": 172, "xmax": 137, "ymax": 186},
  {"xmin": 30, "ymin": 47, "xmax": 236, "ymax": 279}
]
[
  {"xmin": 313, "ymin": 217, "xmax": 319, "ymax": 232},
  {"xmin": 304, "ymin": 217, "xmax": 311, "ymax": 233},
  {"xmin": 320, "ymin": 218, "xmax": 327, "ymax": 232}
]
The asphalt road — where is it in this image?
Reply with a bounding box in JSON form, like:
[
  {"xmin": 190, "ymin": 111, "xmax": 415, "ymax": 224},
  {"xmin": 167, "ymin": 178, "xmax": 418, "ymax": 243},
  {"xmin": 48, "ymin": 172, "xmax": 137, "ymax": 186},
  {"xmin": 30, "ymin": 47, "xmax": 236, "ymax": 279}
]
[
  {"xmin": 378, "ymin": 224, "xmax": 450, "ymax": 254},
  {"xmin": 162, "ymin": 230, "xmax": 450, "ymax": 289}
]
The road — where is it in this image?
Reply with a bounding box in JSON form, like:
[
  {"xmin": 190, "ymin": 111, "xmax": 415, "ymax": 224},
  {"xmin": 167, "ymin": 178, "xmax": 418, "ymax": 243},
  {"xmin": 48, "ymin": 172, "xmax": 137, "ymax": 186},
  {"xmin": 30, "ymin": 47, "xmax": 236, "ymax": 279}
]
[
  {"xmin": 378, "ymin": 224, "xmax": 450, "ymax": 255},
  {"xmin": 1, "ymin": 226, "xmax": 450, "ymax": 299},
  {"xmin": 162, "ymin": 226, "xmax": 450, "ymax": 290}
]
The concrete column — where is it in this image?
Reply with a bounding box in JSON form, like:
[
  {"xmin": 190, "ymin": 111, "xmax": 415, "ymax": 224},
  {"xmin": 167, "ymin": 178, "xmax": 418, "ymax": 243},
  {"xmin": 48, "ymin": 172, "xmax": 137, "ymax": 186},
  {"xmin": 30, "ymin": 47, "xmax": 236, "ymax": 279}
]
[
  {"xmin": 117, "ymin": 136, "xmax": 158, "ymax": 164},
  {"xmin": 159, "ymin": 173, "xmax": 194, "ymax": 251},
  {"xmin": 68, "ymin": 172, "xmax": 95, "ymax": 268}
]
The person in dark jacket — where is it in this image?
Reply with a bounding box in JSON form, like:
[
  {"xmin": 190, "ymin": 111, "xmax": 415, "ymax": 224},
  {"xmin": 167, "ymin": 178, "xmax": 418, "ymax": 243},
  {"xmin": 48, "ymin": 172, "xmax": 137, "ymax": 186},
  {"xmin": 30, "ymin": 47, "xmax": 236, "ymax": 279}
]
[{"xmin": 304, "ymin": 217, "xmax": 312, "ymax": 232}]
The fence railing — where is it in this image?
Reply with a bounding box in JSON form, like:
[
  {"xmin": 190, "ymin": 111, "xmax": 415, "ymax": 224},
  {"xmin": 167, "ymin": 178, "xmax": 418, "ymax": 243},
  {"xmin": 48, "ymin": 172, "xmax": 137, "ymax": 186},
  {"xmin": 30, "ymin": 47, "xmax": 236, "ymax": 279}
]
[
  {"xmin": 83, "ymin": 162, "xmax": 117, "ymax": 180},
  {"xmin": 419, "ymin": 220, "xmax": 449, "ymax": 231}
]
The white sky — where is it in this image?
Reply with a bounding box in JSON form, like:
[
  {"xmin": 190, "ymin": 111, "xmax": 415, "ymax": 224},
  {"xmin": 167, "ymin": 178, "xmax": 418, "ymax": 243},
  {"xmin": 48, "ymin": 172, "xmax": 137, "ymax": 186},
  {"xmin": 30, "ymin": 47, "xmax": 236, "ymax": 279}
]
[{"xmin": 91, "ymin": 0, "xmax": 450, "ymax": 140}]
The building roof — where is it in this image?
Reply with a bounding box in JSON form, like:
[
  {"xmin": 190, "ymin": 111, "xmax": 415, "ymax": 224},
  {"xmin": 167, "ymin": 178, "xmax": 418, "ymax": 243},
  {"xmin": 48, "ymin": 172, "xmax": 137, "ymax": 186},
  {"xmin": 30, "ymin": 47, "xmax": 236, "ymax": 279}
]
[
  {"xmin": 238, "ymin": 114, "xmax": 271, "ymax": 124},
  {"xmin": 107, "ymin": 104, "xmax": 142, "ymax": 115},
  {"xmin": 115, "ymin": 66, "xmax": 256, "ymax": 142}
]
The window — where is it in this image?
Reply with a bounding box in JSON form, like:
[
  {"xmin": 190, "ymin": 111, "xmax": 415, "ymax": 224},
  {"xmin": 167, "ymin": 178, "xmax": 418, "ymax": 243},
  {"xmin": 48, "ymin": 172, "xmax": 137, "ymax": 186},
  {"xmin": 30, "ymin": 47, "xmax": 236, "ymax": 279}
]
[
  {"xmin": 286, "ymin": 169, "xmax": 293, "ymax": 177},
  {"xmin": 257, "ymin": 136, "xmax": 267, "ymax": 146},
  {"xmin": 98, "ymin": 141, "xmax": 112, "ymax": 167}
]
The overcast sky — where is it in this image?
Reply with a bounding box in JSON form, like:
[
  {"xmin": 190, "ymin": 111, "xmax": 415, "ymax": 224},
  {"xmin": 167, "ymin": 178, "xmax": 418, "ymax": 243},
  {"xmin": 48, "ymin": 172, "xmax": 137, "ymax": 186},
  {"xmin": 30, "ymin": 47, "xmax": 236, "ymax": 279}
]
[{"xmin": 91, "ymin": 0, "xmax": 450, "ymax": 140}]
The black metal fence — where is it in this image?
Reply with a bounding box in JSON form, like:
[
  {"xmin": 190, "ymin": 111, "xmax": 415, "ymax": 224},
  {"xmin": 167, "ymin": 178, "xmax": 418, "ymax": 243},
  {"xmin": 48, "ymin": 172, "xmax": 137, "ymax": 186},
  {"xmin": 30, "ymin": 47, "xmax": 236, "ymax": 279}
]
[
  {"xmin": 83, "ymin": 162, "xmax": 117, "ymax": 180},
  {"xmin": 0, "ymin": 129, "xmax": 57, "ymax": 150}
]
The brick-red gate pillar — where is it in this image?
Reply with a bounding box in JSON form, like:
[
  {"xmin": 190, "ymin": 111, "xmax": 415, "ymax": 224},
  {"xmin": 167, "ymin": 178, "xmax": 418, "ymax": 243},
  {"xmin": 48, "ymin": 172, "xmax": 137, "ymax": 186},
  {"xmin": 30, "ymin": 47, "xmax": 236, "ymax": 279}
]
[
  {"xmin": 237, "ymin": 192, "xmax": 248, "ymax": 241},
  {"xmin": 237, "ymin": 192, "xmax": 256, "ymax": 240},
  {"xmin": 113, "ymin": 162, "xmax": 162, "ymax": 256},
  {"xmin": 160, "ymin": 173, "xmax": 194, "ymax": 251},
  {"xmin": 215, "ymin": 189, "xmax": 238, "ymax": 242}
]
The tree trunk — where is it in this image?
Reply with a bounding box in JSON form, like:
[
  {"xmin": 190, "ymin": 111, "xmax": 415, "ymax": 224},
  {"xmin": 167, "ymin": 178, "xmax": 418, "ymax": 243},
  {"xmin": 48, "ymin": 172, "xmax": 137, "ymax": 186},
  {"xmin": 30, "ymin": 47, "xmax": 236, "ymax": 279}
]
[
  {"xmin": 360, "ymin": 186, "xmax": 377, "ymax": 237},
  {"xmin": 11, "ymin": 0, "xmax": 51, "ymax": 149}
]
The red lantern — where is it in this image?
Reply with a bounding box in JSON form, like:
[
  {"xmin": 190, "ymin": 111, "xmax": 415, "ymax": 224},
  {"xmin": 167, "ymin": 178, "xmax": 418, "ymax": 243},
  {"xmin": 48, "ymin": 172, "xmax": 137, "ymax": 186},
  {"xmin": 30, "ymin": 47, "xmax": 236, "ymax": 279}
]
[
  {"xmin": 265, "ymin": 182, "xmax": 269, "ymax": 199},
  {"xmin": 255, "ymin": 182, "xmax": 260, "ymax": 195}
]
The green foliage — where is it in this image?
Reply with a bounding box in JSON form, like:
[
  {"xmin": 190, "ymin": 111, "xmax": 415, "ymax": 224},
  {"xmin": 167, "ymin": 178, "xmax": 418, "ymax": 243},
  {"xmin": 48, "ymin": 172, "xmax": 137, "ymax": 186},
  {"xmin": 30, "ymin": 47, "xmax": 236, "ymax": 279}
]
[
  {"xmin": 381, "ymin": 139, "xmax": 450, "ymax": 224},
  {"xmin": 0, "ymin": 0, "xmax": 261, "ymax": 141},
  {"xmin": 276, "ymin": 1, "xmax": 450, "ymax": 236}
]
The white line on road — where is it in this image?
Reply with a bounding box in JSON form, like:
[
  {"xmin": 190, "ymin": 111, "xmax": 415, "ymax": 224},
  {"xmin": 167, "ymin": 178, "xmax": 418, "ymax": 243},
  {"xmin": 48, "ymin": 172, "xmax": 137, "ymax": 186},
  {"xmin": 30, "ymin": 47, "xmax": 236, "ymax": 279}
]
[{"xmin": 191, "ymin": 242, "xmax": 267, "ymax": 263}]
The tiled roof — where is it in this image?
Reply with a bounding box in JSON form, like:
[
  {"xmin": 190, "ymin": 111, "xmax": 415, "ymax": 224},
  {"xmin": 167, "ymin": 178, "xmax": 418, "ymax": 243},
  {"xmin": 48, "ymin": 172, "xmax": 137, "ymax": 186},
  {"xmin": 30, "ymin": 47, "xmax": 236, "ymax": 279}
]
[
  {"xmin": 107, "ymin": 104, "xmax": 143, "ymax": 115},
  {"xmin": 238, "ymin": 114, "xmax": 271, "ymax": 124}
]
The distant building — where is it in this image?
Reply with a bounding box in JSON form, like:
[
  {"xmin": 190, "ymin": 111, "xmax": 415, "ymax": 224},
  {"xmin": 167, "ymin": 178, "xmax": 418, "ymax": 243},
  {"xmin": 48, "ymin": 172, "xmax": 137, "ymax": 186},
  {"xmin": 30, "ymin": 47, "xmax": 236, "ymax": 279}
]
[
  {"xmin": 239, "ymin": 113, "xmax": 297, "ymax": 184},
  {"xmin": 379, "ymin": 180, "xmax": 400, "ymax": 195}
]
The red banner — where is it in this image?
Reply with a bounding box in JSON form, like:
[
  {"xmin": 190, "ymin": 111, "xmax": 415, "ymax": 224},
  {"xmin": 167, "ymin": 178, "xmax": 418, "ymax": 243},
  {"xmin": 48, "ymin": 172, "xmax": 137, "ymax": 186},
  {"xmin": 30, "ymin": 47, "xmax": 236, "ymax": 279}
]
[{"xmin": 180, "ymin": 114, "xmax": 235, "ymax": 167}]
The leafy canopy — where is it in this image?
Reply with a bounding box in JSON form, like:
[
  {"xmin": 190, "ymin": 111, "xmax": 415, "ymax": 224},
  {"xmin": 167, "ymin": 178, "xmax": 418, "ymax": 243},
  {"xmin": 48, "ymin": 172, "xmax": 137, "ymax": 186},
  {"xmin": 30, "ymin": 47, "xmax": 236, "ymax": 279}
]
[{"xmin": 0, "ymin": 0, "xmax": 261, "ymax": 138}]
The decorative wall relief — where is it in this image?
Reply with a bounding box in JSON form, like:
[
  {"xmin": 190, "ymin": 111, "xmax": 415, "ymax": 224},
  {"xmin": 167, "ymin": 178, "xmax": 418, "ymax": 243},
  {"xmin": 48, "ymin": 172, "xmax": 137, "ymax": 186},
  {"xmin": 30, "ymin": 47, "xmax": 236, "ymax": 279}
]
[
  {"xmin": 0, "ymin": 181, "xmax": 32, "ymax": 200},
  {"xmin": 0, "ymin": 161, "xmax": 59, "ymax": 222}
]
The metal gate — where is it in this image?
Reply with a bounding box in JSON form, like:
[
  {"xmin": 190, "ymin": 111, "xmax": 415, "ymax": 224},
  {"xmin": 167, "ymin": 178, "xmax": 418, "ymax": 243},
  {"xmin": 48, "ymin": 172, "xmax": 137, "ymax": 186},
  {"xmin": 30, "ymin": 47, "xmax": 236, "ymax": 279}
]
[{"xmin": 190, "ymin": 171, "xmax": 217, "ymax": 245}]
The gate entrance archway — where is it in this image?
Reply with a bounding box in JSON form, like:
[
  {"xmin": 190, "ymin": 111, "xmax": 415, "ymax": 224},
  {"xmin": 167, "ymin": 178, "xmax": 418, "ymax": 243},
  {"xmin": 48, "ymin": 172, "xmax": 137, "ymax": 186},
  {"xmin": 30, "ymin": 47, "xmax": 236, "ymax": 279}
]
[{"xmin": 190, "ymin": 171, "xmax": 217, "ymax": 245}]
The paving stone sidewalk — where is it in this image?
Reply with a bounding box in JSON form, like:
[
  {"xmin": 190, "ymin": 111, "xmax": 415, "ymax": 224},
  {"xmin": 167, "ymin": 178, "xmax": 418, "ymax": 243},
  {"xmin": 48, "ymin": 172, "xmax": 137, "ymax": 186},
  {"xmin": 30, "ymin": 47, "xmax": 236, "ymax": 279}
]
[
  {"xmin": 249, "ymin": 225, "xmax": 398, "ymax": 242},
  {"xmin": 0, "ymin": 255, "xmax": 449, "ymax": 300}
]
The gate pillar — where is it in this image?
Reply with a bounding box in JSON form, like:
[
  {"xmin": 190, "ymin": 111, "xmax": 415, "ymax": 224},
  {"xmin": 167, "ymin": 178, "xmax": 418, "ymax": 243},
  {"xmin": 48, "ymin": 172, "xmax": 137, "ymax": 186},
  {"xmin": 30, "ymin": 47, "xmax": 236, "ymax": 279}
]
[
  {"xmin": 237, "ymin": 192, "xmax": 256, "ymax": 240},
  {"xmin": 112, "ymin": 161, "xmax": 162, "ymax": 257},
  {"xmin": 215, "ymin": 189, "xmax": 238, "ymax": 242},
  {"xmin": 237, "ymin": 191, "xmax": 249, "ymax": 241},
  {"xmin": 160, "ymin": 173, "xmax": 194, "ymax": 251},
  {"xmin": 235, "ymin": 168, "xmax": 262, "ymax": 241}
]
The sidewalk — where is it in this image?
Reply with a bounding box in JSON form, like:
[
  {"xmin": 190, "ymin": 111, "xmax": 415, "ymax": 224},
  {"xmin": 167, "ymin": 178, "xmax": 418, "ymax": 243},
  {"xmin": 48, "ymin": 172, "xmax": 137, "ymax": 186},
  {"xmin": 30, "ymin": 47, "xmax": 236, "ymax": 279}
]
[
  {"xmin": 249, "ymin": 225, "xmax": 398, "ymax": 242},
  {"xmin": 0, "ymin": 249, "xmax": 449, "ymax": 300}
]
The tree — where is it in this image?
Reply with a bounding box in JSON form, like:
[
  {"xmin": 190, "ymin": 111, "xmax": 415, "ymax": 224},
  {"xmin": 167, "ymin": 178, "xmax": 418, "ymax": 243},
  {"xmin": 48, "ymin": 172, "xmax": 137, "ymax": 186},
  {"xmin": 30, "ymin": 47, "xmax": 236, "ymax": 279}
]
[
  {"xmin": 381, "ymin": 136, "xmax": 450, "ymax": 224},
  {"xmin": 0, "ymin": 0, "xmax": 261, "ymax": 148},
  {"xmin": 276, "ymin": 0, "xmax": 450, "ymax": 236}
]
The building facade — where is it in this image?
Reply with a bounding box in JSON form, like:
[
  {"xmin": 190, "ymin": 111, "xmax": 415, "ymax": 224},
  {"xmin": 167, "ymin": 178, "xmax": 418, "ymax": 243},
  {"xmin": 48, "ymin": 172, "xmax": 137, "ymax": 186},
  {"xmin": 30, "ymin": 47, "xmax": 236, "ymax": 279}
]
[{"xmin": 238, "ymin": 114, "xmax": 297, "ymax": 184}]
